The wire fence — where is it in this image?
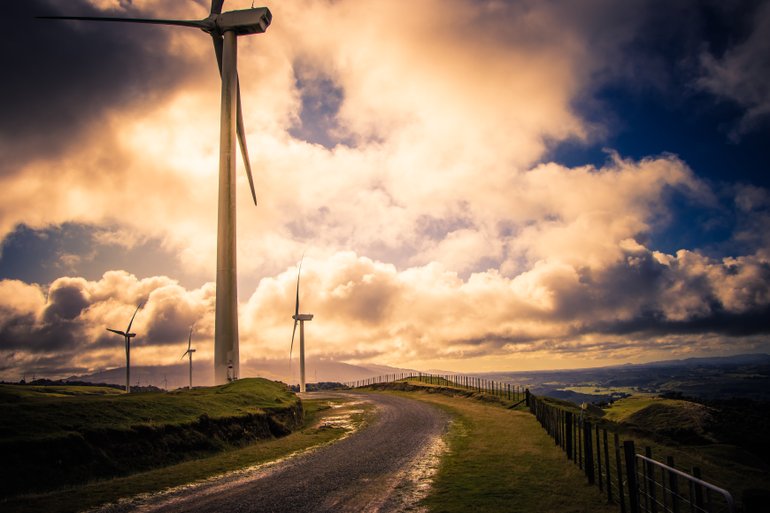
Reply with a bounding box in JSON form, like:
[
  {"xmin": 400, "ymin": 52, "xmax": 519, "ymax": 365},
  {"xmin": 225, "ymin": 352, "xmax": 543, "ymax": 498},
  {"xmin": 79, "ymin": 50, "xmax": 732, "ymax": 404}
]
[
  {"xmin": 343, "ymin": 372, "xmax": 528, "ymax": 403},
  {"xmin": 344, "ymin": 373, "xmax": 743, "ymax": 513},
  {"xmin": 528, "ymin": 394, "xmax": 737, "ymax": 513}
]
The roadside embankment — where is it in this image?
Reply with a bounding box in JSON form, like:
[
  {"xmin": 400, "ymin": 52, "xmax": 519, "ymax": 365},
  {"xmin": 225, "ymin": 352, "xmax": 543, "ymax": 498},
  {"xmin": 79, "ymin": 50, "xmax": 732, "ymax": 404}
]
[{"xmin": 0, "ymin": 378, "xmax": 302, "ymax": 497}]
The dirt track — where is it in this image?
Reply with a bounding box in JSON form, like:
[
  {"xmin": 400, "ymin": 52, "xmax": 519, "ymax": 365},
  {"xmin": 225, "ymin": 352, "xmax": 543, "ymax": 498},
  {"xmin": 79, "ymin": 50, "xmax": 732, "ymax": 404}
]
[{"xmin": 92, "ymin": 392, "xmax": 449, "ymax": 513}]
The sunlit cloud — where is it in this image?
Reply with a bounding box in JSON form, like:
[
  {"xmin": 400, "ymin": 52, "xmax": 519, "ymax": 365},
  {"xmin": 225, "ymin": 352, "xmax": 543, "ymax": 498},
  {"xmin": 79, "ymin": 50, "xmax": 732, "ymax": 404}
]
[{"xmin": 1, "ymin": 0, "xmax": 769, "ymax": 380}]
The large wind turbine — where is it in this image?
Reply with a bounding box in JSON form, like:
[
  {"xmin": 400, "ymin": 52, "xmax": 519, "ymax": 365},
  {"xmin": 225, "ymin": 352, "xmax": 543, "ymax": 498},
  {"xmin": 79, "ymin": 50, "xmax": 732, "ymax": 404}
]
[
  {"xmin": 106, "ymin": 303, "xmax": 143, "ymax": 393},
  {"xmin": 290, "ymin": 258, "xmax": 313, "ymax": 393},
  {"xmin": 181, "ymin": 325, "xmax": 196, "ymax": 389},
  {"xmin": 39, "ymin": 1, "xmax": 272, "ymax": 385}
]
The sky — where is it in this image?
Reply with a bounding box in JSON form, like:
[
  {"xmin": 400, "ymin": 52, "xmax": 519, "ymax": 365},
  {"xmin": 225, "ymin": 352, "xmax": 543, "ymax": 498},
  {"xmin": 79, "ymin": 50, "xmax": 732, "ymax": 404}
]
[{"xmin": 1, "ymin": 0, "xmax": 769, "ymax": 383}]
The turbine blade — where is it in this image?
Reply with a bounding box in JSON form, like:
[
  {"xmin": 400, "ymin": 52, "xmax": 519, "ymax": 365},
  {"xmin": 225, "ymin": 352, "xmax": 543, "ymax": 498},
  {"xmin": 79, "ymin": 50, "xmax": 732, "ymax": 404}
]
[
  {"xmin": 107, "ymin": 328, "xmax": 125, "ymax": 336},
  {"xmin": 236, "ymin": 78, "xmax": 258, "ymax": 206},
  {"xmin": 212, "ymin": 34, "xmax": 224, "ymax": 75},
  {"xmin": 126, "ymin": 302, "xmax": 142, "ymax": 333},
  {"xmin": 36, "ymin": 15, "xmax": 208, "ymax": 30},
  {"xmin": 188, "ymin": 326, "xmax": 193, "ymax": 352},
  {"xmin": 294, "ymin": 256, "xmax": 303, "ymax": 318},
  {"xmin": 211, "ymin": 0, "xmax": 225, "ymax": 15},
  {"xmin": 290, "ymin": 320, "xmax": 298, "ymax": 361}
]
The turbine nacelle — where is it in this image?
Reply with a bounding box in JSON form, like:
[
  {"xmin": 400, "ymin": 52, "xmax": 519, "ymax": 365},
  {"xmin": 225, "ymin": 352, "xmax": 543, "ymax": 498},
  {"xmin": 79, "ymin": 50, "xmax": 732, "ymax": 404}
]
[
  {"xmin": 293, "ymin": 313, "xmax": 314, "ymax": 321},
  {"xmin": 212, "ymin": 8, "xmax": 271, "ymax": 36}
]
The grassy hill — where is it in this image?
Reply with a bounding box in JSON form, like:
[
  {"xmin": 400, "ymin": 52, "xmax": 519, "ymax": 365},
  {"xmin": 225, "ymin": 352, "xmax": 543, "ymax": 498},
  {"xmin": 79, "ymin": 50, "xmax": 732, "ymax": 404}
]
[
  {"xmin": 0, "ymin": 379, "xmax": 301, "ymax": 497},
  {"xmin": 602, "ymin": 395, "xmax": 715, "ymax": 442}
]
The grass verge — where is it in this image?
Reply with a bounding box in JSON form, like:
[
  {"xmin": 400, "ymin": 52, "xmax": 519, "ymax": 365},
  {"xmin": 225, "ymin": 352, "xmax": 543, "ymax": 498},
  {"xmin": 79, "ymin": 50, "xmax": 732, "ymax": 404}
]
[
  {"xmin": 373, "ymin": 385, "xmax": 617, "ymax": 513},
  {"xmin": 1, "ymin": 397, "xmax": 371, "ymax": 513},
  {"xmin": 1, "ymin": 379, "xmax": 304, "ymax": 497}
]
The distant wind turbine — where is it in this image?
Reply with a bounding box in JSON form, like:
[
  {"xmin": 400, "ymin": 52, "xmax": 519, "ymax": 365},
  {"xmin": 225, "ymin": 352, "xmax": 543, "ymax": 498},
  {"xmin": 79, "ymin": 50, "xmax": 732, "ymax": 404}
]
[
  {"xmin": 39, "ymin": 1, "xmax": 273, "ymax": 385},
  {"xmin": 106, "ymin": 303, "xmax": 143, "ymax": 393},
  {"xmin": 181, "ymin": 325, "xmax": 197, "ymax": 389},
  {"xmin": 290, "ymin": 257, "xmax": 313, "ymax": 393}
]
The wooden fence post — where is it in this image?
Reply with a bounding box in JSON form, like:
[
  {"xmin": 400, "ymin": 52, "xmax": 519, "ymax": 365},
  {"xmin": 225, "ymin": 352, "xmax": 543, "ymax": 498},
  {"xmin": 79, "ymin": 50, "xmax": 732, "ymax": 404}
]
[
  {"xmin": 565, "ymin": 411, "xmax": 573, "ymax": 460},
  {"xmin": 603, "ymin": 429, "xmax": 612, "ymax": 503},
  {"xmin": 624, "ymin": 440, "xmax": 640, "ymax": 513},
  {"xmin": 666, "ymin": 456, "xmax": 679, "ymax": 513},
  {"xmin": 584, "ymin": 420, "xmax": 595, "ymax": 484},
  {"xmin": 615, "ymin": 433, "xmax": 626, "ymax": 513},
  {"xmin": 596, "ymin": 425, "xmax": 603, "ymax": 492},
  {"xmin": 692, "ymin": 467, "xmax": 704, "ymax": 512},
  {"xmin": 645, "ymin": 446, "xmax": 657, "ymax": 513}
]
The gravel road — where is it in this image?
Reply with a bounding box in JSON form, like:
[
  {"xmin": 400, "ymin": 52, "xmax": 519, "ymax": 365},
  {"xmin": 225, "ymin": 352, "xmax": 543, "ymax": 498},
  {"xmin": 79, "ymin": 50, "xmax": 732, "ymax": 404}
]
[{"xmin": 93, "ymin": 392, "xmax": 449, "ymax": 513}]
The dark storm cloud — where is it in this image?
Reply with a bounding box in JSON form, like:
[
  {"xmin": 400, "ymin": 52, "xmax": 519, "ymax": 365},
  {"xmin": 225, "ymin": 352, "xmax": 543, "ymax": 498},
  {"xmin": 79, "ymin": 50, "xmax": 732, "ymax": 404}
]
[
  {"xmin": 588, "ymin": 306, "xmax": 770, "ymax": 338},
  {"xmin": 0, "ymin": 277, "xmax": 95, "ymax": 354},
  {"xmin": 0, "ymin": 0, "xmax": 198, "ymax": 174},
  {"xmin": 43, "ymin": 282, "xmax": 89, "ymax": 322},
  {"xmin": 144, "ymin": 301, "xmax": 198, "ymax": 346},
  {"xmin": 0, "ymin": 310, "xmax": 82, "ymax": 354}
]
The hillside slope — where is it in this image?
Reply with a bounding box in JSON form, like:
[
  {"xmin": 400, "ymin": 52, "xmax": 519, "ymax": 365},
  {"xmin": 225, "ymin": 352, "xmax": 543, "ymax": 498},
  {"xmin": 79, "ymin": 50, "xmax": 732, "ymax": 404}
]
[{"xmin": 0, "ymin": 379, "xmax": 301, "ymax": 497}]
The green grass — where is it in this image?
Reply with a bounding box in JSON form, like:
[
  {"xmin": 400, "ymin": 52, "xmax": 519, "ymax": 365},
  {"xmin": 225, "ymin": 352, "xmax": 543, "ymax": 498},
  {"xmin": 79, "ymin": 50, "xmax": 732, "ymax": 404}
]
[
  {"xmin": 0, "ymin": 379, "xmax": 297, "ymax": 440},
  {"xmin": 0, "ymin": 385, "xmax": 125, "ymax": 399},
  {"xmin": 0, "ymin": 379, "xmax": 303, "ymax": 498},
  {"xmin": 376, "ymin": 388, "xmax": 616, "ymax": 513},
  {"xmin": 601, "ymin": 395, "xmax": 698, "ymax": 423},
  {"xmin": 1, "ymin": 398, "xmax": 371, "ymax": 513}
]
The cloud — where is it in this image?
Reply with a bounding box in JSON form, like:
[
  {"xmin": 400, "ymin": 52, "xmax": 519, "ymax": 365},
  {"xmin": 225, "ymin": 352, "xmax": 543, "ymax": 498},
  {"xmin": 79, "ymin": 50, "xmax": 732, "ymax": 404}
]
[
  {"xmin": 1, "ymin": 1, "xmax": 769, "ymax": 378},
  {"xmin": 697, "ymin": 1, "xmax": 770, "ymax": 137},
  {"xmin": 0, "ymin": 0, "xmax": 202, "ymax": 176}
]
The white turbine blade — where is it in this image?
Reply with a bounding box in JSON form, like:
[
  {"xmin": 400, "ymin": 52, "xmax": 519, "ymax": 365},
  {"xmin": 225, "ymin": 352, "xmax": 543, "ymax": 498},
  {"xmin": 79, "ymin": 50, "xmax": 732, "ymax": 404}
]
[
  {"xmin": 290, "ymin": 320, "xmax": 298, "ymax": 360},
  {"xmin": 294, "ymin": 257, "xmax": 303, "ymax": 318},
  {"xmin": 36, "ymin": 15, "xmax": 209, "ymax": 30},
  {"xmin": 126, "ymin": 302, "xmax": 142, "ymax": 333},
  {"xmin": 211, "ymin": 0, "xmax": 225, "ymax": 15},
  {"xmin": 107, "ymin": 328, "xmax": 126, "ymax": 336},
  {"xmin": 188, "ymin": 325, "xmax": 194, "ymax": 352},
  {"xmin": 236, "ymin": 78, "xmax": 258, "ymax": 206}
]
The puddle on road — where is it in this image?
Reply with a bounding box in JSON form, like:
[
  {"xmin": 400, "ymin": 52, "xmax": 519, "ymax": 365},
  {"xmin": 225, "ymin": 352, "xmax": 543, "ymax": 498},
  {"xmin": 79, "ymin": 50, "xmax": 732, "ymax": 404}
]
[
  {"xmin": 379, "ymin": 420, "xmax": 451, "ymax": 513},
  {"xmin": 317, "ymin": 410, "xmax": 364, "ymax": 430},
  {"xmin": 316, "ymin": 398, "xmax": 369, "ymax": 431}
]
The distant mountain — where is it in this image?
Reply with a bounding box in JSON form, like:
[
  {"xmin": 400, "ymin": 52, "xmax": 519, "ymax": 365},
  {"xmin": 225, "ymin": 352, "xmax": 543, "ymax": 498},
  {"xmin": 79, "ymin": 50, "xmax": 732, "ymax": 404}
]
[
  {"xmin": 67, "ymin": 358, "xmax": 417, "ymax": 390},
  {"xmin": 481, "ymin": 352, "xmax": 770, "ymax": 402},
  {"xmin": 632, "ymin": 353, "xmax": 770, "ymax": 368},
  {"xmin": 66, "ymin": 353, "xmax": 770, "ymax": 397}
]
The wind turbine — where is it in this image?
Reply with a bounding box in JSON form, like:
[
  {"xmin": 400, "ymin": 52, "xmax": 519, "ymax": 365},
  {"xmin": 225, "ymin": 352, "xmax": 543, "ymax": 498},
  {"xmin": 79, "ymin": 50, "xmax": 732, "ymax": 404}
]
[
  {"xmin": 290, "ymin": 257, "xmax": 313, "ymax": 393},
  {"xmin": 39, "ymin": 1, "xmax": 272, "ymax": 385},
  {"xmin": 106, "ymin": 303, "xmax": 142, "ymax": 393},
  {"xmin": 181, "ymin": 325, "xmax": 196, "ymax": 389}
]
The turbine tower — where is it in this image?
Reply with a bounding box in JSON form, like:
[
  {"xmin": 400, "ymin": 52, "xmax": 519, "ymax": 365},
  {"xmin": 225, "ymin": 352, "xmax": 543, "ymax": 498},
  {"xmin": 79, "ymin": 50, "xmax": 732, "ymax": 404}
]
[
  {"xmin": 39, "ymin": 1, "xmax": 272, "ymax": 385},
  {"xmin": 106, "ymin": 303, "xmax": 142, "ymax": 393},
  {"xmin": 181, "ymin": 325, "xmax": 196, "ymax": 389},
  {"xmin": 290, "ymin": 258, "xmax": 313, "ymax": 393}
]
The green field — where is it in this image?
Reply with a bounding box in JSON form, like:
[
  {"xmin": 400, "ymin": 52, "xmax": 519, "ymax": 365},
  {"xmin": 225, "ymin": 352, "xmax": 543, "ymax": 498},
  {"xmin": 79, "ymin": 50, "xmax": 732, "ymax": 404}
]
[
  {"xmin": 0, "ymin": 379, "xmax": 297, "ymax": 440},
  {"xmin": 0, "ymin": 379, "xmax": 303, "ymax": 498}
]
